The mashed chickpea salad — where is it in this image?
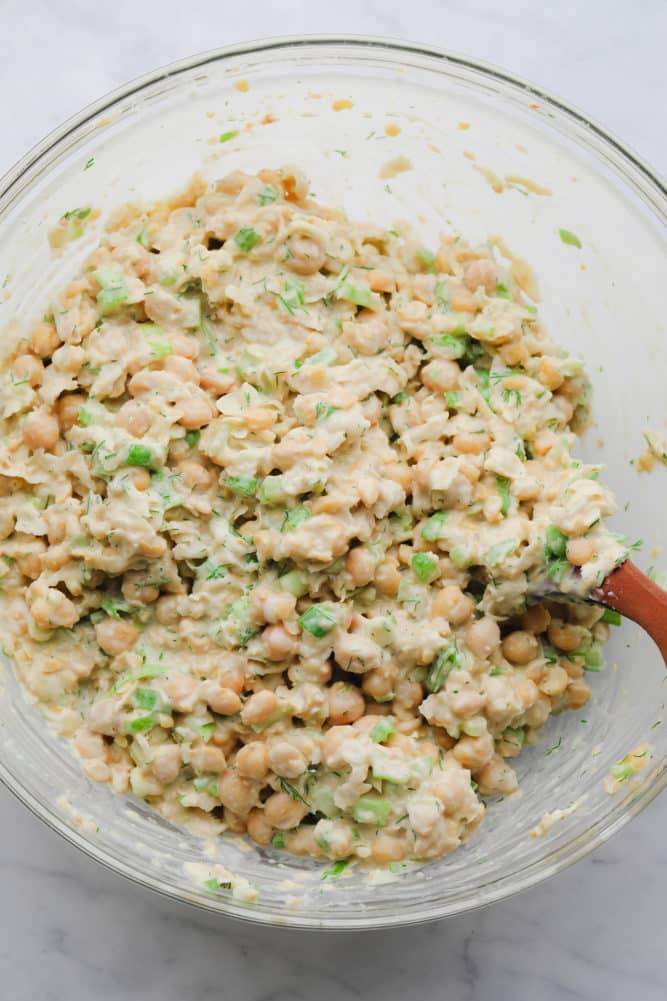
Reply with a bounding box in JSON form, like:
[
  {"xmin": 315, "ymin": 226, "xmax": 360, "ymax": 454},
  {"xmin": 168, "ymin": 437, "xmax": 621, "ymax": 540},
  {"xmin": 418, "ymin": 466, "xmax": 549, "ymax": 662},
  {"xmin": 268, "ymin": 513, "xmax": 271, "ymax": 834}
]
[{"xmin": 0, "ymin": 163, "xmax": 628, "ymax": 868}]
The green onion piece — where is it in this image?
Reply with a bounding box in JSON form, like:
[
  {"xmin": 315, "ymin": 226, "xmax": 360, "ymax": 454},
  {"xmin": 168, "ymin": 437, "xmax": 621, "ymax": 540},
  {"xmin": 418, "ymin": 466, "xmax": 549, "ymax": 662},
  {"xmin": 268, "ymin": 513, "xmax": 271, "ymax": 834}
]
[
  {"xmin": 559, "ymin": 228, "xmax": 582, "ymax": 249},
  {"xmin": 94, "ymin": 267, "xmax": 129, "ymax": 313},
  {"xmin": 352, "ymin": 796, "xmax": 392, "ymax": 826},
  {"xmin": 449, "ymin": 545, "xmax": 472, "ymax": 570},
  {"xmin": 426, "ymin": 639, "xmax": 461, "ymax": 693},
  {"xmin": 610, "ymin": 761, "xmax": 633, "ymax": 782},
  {"xmin": 486, "ymin": 538, "xmax": 517, "ymax": 567},
  {"xmin": 258, "ymin": 184, "xmax": 279, "ymax": 205},
  {"xmin": 416, "ymin": 248, "xmax": 436, "ymax": 271},
  {"xmin": 370, "ymin": 718, "xmax": 396, "ymax": 743},
  {"xmin": 227, "ymin": 475, "xmax": 257, "ymax": 497},
  {"xmin": 278, "ymin": 569, "xmax": 310, "ymax": 598},
  {"xmin": 271, "ymin": 832, "xmax": 286, "ymax": 850},
  {"xmin": 112, "ymin": 664, "xmax": 170, "ymax": 691},
  {"xmin": 219, "ymin": 130, "xmax": 239, "ymax": 143},
  {"xmin": 279, "ymin": 277, "xmax": 306, "ymax": 314},
  {"xmin": 583, "ymin": 644, "xmax": 604, "ymax": 672},
  {"xmin": 496, "ymin": 476, "xmax": 511, "ymax": 516},
  {"xmin": 315, "ymin": 401, "xmax": 336, "ymax": 422},
  {"xmin": 126, "ymin": 444, "xmax": 154, "ymax": 468},
  {"xmin": 444, "ymin": 390, "xmax": 460, "ymax": 410},
  {"xmin": 302, "ymin": 346, "xmax": 337, "ymax": 367},
  {"xmin": 63, "ymin": 207, "xmax": 91, "ymax": 221},
  {"xmin": 435, "ymin": 333, "xmax": 468, "ymax": 359},
  {"xmin": 545, "ymin": 525, "xmax": 568, "ymax": 558},
  {"xmin": 321, "ymin": 860, "xmax": 349, "ymax": 880},
  {"xmin": 489, "ymin": 665, "xmax": 505, "ymax": 676},
  {"xmin": 124, "ymin": 713, "xmax": 155, "ymax": 734},
  {"xmin": 411, "ymin": 551, "xmax": 441, "ymax": 584},
  {"xmin": 184, "ymin": 429, "xmax": 200, "ymax": 449},
  {"xmin": 205, "ymin": 877, "xmax": 231, "ymax": 891},
  {"xmin": 259, "ymin": 475, "xmax": 287, "ymax": 505},
  {"xmin": 600, "ymin": 608, "xmax": 622, "ymax": 625},
  {"xmin": 495, "ymin": 281, "xmax": 511, "ymax": 299},
  {"xmin": 475, "ymin": 368, "xmax": 491, "ymax": 406},
  {"xmin": 100, "ymin": 597, "xmax": 132, "ymax": 619},
  {"xmin": 336, "ymin": 279, "xmax": 376, "ymax": 309},
  {"xmin": 421, "ymin": 511, "xmax": 448, "ymax": 542},
  {"xmin": 281, "ymin": 506, "xmax": 311, "ymax": 532},
  {"xmin": 234, "ymin": 226, "xmax": 261, "ymax": 252},
  {"xmin": 134, "ymin": 687, "xmax": 158, "ymax": 711},
  {"xmin": 77, "ymin": 407, "xmax": 93, "ymax": 427},
  {"xmin": 299, "ymin": 604, "xmax": 338, "ymax": 638}
]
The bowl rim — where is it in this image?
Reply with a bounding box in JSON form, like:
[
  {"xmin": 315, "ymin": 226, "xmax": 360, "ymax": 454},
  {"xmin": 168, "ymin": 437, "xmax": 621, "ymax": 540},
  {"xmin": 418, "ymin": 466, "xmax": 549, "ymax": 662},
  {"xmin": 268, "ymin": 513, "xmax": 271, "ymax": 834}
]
[{"xmin": 0, "ymin": 34, "xmax": 665, "ymax": 931}]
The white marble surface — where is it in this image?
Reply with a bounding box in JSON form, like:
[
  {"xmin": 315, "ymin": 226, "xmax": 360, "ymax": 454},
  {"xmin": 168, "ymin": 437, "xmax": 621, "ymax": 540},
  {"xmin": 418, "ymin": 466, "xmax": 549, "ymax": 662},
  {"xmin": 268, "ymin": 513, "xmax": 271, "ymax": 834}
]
[{"xmin": 1, "ymin": 1, "xmax": 665, "ymax": 998}]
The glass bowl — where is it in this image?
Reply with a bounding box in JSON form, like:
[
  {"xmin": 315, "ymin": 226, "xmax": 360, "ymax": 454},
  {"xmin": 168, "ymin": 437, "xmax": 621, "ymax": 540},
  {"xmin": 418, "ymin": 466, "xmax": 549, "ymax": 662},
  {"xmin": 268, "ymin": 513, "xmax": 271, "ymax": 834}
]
[{"xmin": 0, "ymin": 36, "xmax": 665, "ymax": 930}]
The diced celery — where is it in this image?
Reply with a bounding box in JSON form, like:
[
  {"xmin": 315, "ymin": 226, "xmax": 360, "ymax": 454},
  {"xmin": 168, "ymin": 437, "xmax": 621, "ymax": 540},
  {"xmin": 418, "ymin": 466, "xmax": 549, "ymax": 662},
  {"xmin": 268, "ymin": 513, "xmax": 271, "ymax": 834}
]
[
  {"xmin": 227, "ymin": 475, "xmax": 257, "ymax": 497},
  {"xmin": 95, "ymin": 267, "xmax": 128, "ymax": 313},
  {"xmin": 421, "ymin": 511, "xmax": 448, "ymax": 542},
  {"xmin": 234, "ymin": 226, "xmax": 260, "ymax": 252},
  {"xmin": 299, "ymin": 604, "xmax": 337, "ymax": 638},
  {"xmin": 496, "ymin": 476, "xmax": 511, "ymax": 516},
  {"xmin": 124, "ymin": 713, "xmax": 156, "ymax": 734},
  {"xmin": 600, "ymin": 608, "xmax": 622, "ymax": 626},
  {"xmin": 370, "ymin": 718, "xmax": 396, "ymax": 743},
  {"xmin": 352, "ymin": 796, "xmax": 392, "ymax": 826},
  {"xmin": 486, "ymin": 538, "xmax": 517, "ymax": 567},
  {"xmin": 126, "ymin": 444, "xmax": 155, "ymax": 468},
  {"xmin": 259, "ymin": 475, "xmax": 287, "ymax": 505},
  {"xmin": 426, "ymin": 639, "xmax": 462, "ymax": 693},
  {"xmin": 411, "ymin": 552, "xmax": 440, "ymax": 584},
  {"xmin": 278, "ymin": 569, "xmax": 310, "ymax": 597},
  {"xmin": 281, "ymin": 506, "xmax": 311, "ymax": 532},
  {"xmin": 449, "ymin": 545, "xmax": 472, "ymax": 569}
]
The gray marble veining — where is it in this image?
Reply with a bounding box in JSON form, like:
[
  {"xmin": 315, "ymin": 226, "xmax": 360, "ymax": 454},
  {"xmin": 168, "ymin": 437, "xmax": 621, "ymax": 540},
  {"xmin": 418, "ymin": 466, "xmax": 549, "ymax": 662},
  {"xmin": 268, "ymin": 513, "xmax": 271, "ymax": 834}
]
[{"xmin": 1, "ymin": 2, "xmax": 665, "ymax": 998}]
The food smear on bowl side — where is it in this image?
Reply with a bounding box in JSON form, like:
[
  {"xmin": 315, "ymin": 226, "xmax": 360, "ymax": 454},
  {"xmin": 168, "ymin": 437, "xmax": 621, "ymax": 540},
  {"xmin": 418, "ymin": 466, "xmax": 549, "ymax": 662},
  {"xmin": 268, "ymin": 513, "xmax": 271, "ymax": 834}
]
[{"xmin": 0, "ymin": 164, "xmax": 629, "ymax": 867}]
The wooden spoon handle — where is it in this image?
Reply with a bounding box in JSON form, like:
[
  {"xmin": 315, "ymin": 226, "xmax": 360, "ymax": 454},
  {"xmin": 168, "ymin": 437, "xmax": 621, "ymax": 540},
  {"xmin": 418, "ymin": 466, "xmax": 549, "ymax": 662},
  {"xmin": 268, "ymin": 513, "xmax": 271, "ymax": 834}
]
[{"xmin": 592, "ymin": 560, "xmax": 667, "ymax": 667}]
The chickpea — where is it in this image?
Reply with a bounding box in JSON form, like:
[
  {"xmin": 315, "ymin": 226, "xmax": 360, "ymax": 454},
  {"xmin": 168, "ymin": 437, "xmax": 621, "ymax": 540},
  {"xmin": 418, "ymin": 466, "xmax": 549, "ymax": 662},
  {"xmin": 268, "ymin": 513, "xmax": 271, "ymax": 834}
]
[
  {"xmin": 263, "ymin": 624, "xmax": 297, "ymax": 661},
  {"xmin": 539, "ymin": 665, "xmax": 569, "ymax": 698},
  {"xmin": 501, "ymin": 630, "xmax": 539, "ymax": 665},
  {"xmin": 163, "ymin": 354, "xmax": 199, "ymax": 383},
  {"xmin": 464, "ymin": 258, "xmax": 496, "ymax": 294},
  {"xmin": 362, "ymin": 664, "xmax": 397, "ymax": 703},
  {"xmin": 327, "ymin": 682, "xmax": 365, "ymax": 724},
  {"xmin": 218, "ymin": 771, "xmax": 257, "ymax": 816},
  {"xmin": 384, "ymin": 463, "xmax": 413, "ymax": 492},
  {"xmin": 547, "ymin": 620, "xmax": 583, "ymax": 653},
  {"xmin": 375, "ymin": 558, "xmax": 401, "ymax": 597},
  {"xmin": 94, "ymin": 618, "xmax": 139, "ymax": 656},
  {"xmin": 41, "ymin": 544, "xmax": 70, "ymax": 572},
  {"xmin": 16, "ymin": 541, "xmax": 46, "ymax": 578},
  {"xmin": 514, "ymin": 677, "xmax": 539, "ymax": 709},
  {"xmin": 164, "ymin": 674, "xmax": 199, "ymax": 713},
  {"xmin": 23, "ymin": 409, "xmax": 60, "ymax": 451},
  {"xmin": 12, "ymin": 354, "xmax": 43, "ymax": 387},
  {"xmin": 240, "ymin": 689, "xmax": 277, "ymax": 726},
  {"xmin": 370, "ymin": 833, "xmax": 406, "ymax": 864},
  {"xmin": 432, "ymin": 585, "xmax": 473, "ymax": 625},
  {"xmin": 453, "ymin": 432, "xmax": 488, "ymax": 455},
  {"xmin": 199, "ymin": 368, "xmax": 235, "ymax": 395},
  {"xmin": 250, "ymin": 585, "xmax": 296, "ymax": 625},
  {"xmin": 449, "ymin": 688, "xmax": 487, "ymax": 717},
  {"xmin": 30, "ymin": 323, "xmax": 60, "ymax": 357},
  {"xmin": 263, "ymin": 791, "xmax": 307, "ymax": 830},
  {"xmin": 532, "ymin": 429, "xmax": 557, "ymax": 456},
  {"xmin": 247, "ymin": 808, "xmax": 273, "ymax": 846},
  {"xmin": 55, "ymin": 393, "xmax": 85, "ymax": 432},
  {"xmin": 31, "ymin": 589, "xmax": 79, "ymax": 629},
  {"xmin": 465, "ymin": 616, "xmax": 501, "ymax": 659},
  {"xmin": 523, "ymin": 694, "xmax": 551, "ymax": 728},
  {"xmin": 218, "ymin": 661, "xmax": 247, "ymax": 695},
  {"xmin": 268, "ymin": 741, "xmax": 307, "ymax": 778},
  {"xmin": 204, "ymin": 683, "xmax": 242, "ymax": 716},
  {"xmin": 394, "ymin": 678, "xmax": 423, "ymax": 712},
  {"xmin": 115, "ymin": 400, "xmax": 151, "ymax": 437},
  {"xmin": 566, "ymin": 679, "xmax": 591, "ymax": 709},
  {"xmin": 421, "ymin": 359, "xmax": 460, "ymax": 394},
  {"xmin": 520, "ymin": 604, "xmax": 551, "ymax": 634},
  {"xmin": 566, "ymin": 537, "xmax": 595, "ymax": 567},
  {"xmin": 152, "ymin": 744, "xmax": 182, "ymax": 784},
  {"xmin": 452, "ymin": 733, "xmax": 495, "ymax": 771},
  {"xmin": 127, "ymin": 467, "xmax": 151, "ymax": 491},
  {"xmin": 244, "ymin": 406, "xmax": 277, "ymax": 432},
  {"xmin": 223, "ymin": 809, "xmax": 247, "ymax": 834},
  {"xmin": 321, "ymin": 725, "xmax": 353, "ymax": 768},
  {"xmin": 122, "ymin": 570, "xmax": 159, "ymax": 605},
  {"xmin": 155, "ymin": 594, "xmax": 180, "ymax": 625},
  {"xmin": 190, "ymin": 744, "xmax": 227, "ymax": 774},
  {"xmin": 346, "ymin": 546, "xmax": 375, "ymax": 588},
  {"xmin": 286, "ymin": 236, "xmax": 326, "ymax": 275},
  {"xmin": 477, "ymin": 757, "xmax": 518, "ymax": 796},
  {"xmin": 171, "ymin": 334, "xmax": 200, "ymax": 359},
  {"xmin": 236, "ymin": 741, "xmax": 269, "ymax": 780},
  {"xmin": 537, "ymin": 357, "xmax": 564, "ymax": 391},
  {"xmin": 174, "ymin": 397, "xmax": 216, "ymax": 429}
]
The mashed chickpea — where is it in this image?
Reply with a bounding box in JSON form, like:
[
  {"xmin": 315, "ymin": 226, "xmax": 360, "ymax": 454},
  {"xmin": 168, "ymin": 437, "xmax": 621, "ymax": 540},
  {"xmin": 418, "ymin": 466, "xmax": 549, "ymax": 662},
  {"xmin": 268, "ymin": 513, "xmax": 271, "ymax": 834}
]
[{"xmin": 0, "ymin": 165, "xmax": 628, "ymax": 867}]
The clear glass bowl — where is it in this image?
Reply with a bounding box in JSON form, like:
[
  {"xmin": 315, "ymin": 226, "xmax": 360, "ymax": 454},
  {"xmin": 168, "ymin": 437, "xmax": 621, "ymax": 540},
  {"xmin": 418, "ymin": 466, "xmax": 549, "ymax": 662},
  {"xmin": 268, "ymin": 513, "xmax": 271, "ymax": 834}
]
[{"xmin": 0, "ymin": 37, "xmax": 665, "ymax": 930}]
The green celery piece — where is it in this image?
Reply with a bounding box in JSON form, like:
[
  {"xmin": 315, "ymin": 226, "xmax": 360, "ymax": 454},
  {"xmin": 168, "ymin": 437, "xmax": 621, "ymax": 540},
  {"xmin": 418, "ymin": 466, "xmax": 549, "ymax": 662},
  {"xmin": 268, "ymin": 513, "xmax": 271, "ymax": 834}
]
[
  {"xmin": 234, "ymin": 226, "xmax": 260, "ymax": 252},
  {"xmin": 94, "ymin": 267, "xmax": 128, "ymax": 313},
  {"xmin": 281, "ymin": 506, "xmax": 311, "ymax": 532},
  {"xmin": 259, "ymin": 475, "xmax": 287, "ymax": 505},
  {"xmin": 352, "ymin": 796, "xmax": 392, "ymax": 826},
  {"xmin": 411, "ymin": 552, "xmax": 440, "ymax": 584},
  {"xmin": 258, "ymin": 184, "xmax": 279, "ymax": 205},
  {"xmin": 545, "ymin": 525, "xmax": 568, "ymax": 558},
  {"xmin": 278, "ymin": 569, "xmax": 310, "ymax": 597},
  {"xmin": 600, "ymin": 608, "xmax": 622, "ymax": 626},
  {"xmin": 421, "ymin": 511, "xmax": 447, "ymax": 542},
  {"xmin": 227, "ymin": 475, "xmax": 257, "ymax": 497},
  {"xmin": 219, "ymin": 130, "xmax": 239, "ymax": 143},
  {"xmin": 299, "ymin": 604, "xmax": 337, "ymax": 638},
  {"xmin": 321, "ymin": 860, "xmax": 349, "ymax": 880},
  {"xmin": 426, "ymin": 639, "xmax": 461, "ymax": 693},
  {"xmin": 336, "ymin": 279, "xmax": 378, "ymax": 309},
  {"xmin": 370, "ymin": 718, "xmax": 396, "ymax": 743},
  {"xmin": 486, "ymin": 538, "xmax": 517, "ymax": 567},
  {"xmin": 496, "ymin": 476, "xmax": 511, "ymax": 516},
  {"xmin": 126, "ymin": 444, "xmax": 155, "ymax": 468},
  {"xmin": 124, "ymin": 713, "xmax": 155, "ymax": 734},
  {"xmin": 559, "ymin": 228, "xmax": 582, "ymax": 249}
]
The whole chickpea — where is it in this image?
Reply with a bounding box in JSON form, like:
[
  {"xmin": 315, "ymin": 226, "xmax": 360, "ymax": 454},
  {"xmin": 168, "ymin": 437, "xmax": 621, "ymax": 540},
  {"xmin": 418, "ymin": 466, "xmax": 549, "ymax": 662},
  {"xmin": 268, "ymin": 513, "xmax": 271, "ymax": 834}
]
[
  {"xmin": 452, "ymin": 732, "xmax": 494, "ymax": 771},
  {"xmin": 268, "ymin": 741, "xmax": 307, "ymax": 778},
  {"xmin": 12, "ymin": 354, "xmax": 43, "ymax": 387},
  {"xmin": 218, "ymin": 771, "xmax": 257, "ymax": 816},
  {"xmin": 362, "ymin": 665, "xmax": 397, "ymax": 703},
  {"xmin": 240, "ymin": 689, "xmax": 278, "ymax": 726},
  {"xmin": 174, "ymin": 397, "xmax": 216, "ymax": 429},
  {"xmin": 520, "ymin": 605, "xmax": 551, "ymax": 634},
  {"xmin": 286, "ymin": 236, "xmax": 326, "ymax": 276},
  {"xmin": 465, "ymin": 616, "xmax": 501, "ymax": 659},
  {"xmin": 375, "ymin": 558, "xmax": 401, "ymax": 597},
  {"xmin": 94, "ymin": 618, "xmax": 139, "ymax": 656},
  {"xmin": 346, "ymin": 546, "xmax": 376, "ymax": 588},
  {"xmin": 235, "ymin": 741, "xmax": 269, "ymax": 780},
  {"xmin": 247, "ymin": 808, "xmax": 273, "ymax": 846},
  {"xmin": 263, "ymin": 791, "xmax": 307, "ymax": 830},
  {"xmin": 115, "ymin": 400, "xmax": 151, "ymax": 437},
  {"xmin": 501, "ymin": 630, "xmax": 539, "ymax": 665},
  {"xmin": 122, "ymin": 570, "xmax": 160, "ymax": 605},
  {"xmin": 477, "ymin": 757, "xmax": 519, "ymax": 796},
  {"xmin": 370, "ymin": 833, "xmax": 406, "ymax": 864},
  {"xmin": 464, "ymin": 258, "xmax": 496, "ymax": 294},
  {"xmin": 23, "ymin": 410, "xmax": 60, "ymax": 451},
  {"xmin": 566, "ymin": 679, "xmax": 591, "ymax": 709},
  {"xmin": 31, "ymin": 589, "xmax": 79, "ymax": 629},
  {"xmin": 432, "ymin": 585, "xmax": 473, "ymax": 625},
  {"xmin": 327, "ymin": 682, "xmax": 365, "ymax": 725},
  {"xmin": 165, "ymin": 355, "xmax": 200, "ymax": 383},
  {"xmin": 539, "ymin": 665, "xmax": 569, "ymax": 697},
  {"xmin": 30, "ymin": 323, "xmax": 60, "ymax": 358},
  {"xmin": 171, "ymin": 335, "xmax": 200, "ymax": 359},
  {"xmin": 421, "ymin": 359, "xmax": 460, "ymax": 394},
  {"xmin": 203, "ymin": 683, "xmax": 242, "ymax": 716},
  {"xmin": 262, "ymin": 624, "xmax": 297, "ymax": 661},
  {"xmin": 199, "ymin": 368, "xmax": 236, "ymax": 395},
  {"xmin": 320, "ymin": 725, "xmax": 352, "ymax": 768},
  {"xmin": 566, "ymin": 537, "xmax": 595, "ymax": 567},
  {"xmin": 155, "ymin": 594, "xmax": 180, "ymax": 625},
  {"xmin": 547, "ymin": 620, "xmax": 584, "ymax": 653}
]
